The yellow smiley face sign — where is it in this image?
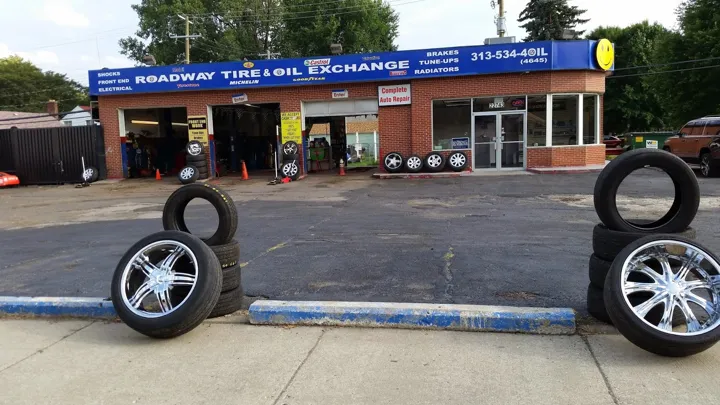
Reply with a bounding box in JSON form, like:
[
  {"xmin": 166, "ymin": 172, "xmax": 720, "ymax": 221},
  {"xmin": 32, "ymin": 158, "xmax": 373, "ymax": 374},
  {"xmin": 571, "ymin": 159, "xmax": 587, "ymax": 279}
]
[{"xmin": 595, "ymin": 39, "xmax": 615, "ymax": 71}]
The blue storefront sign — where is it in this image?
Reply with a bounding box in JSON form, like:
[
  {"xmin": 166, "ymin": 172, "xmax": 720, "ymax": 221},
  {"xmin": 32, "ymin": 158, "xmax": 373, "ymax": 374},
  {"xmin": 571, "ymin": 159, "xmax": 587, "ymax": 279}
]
[
  {"xmin": 89, "ymin": 40, "xmax": 611, "ymax": 96},
  {"xmin": 451, "ymin": 137, "xmax": 470, "ymax": 150}
]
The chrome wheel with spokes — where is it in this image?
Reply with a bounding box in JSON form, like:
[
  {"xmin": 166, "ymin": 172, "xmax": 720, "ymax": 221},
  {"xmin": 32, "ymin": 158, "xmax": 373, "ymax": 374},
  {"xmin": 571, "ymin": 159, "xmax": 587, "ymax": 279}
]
[
  {"xmin": 384, "ymin": 152, "xmax": 403, "ymax": 172},
  {"xmin": 180, "ymin": 167, "xmax": 195, "ymax": 180},
  {"xmin": 405, "ymin": 155, "xmax": 423, "ymax": 172},
  {"xmin": 605, "ymin": 235, "xmax": 720, "ymax": 357},
  {"xmin": 701, "ymin": 153, "xmax": 712, "ymax": 177}
]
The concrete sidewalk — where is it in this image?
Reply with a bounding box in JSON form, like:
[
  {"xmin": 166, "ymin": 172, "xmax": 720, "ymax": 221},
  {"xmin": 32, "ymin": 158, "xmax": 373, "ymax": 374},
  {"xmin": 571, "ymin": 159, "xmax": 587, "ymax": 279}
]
[{"xmin": 1, "ymin": 318, "xmax": 719, "ymax": 405}]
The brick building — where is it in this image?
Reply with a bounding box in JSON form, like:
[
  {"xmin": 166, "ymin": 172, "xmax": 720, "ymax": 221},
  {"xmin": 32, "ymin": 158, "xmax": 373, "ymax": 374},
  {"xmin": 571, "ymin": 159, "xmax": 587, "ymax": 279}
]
[{"xmin": 90, "ymin": 39, "xmax": 613, "ymax": 179}]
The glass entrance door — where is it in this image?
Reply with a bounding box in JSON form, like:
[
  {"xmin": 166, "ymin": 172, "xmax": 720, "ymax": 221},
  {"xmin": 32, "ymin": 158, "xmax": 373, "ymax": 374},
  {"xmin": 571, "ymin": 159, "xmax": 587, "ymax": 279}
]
[{"xmin": 472, "ymin": 112, "xmax": 525, "ymax": 170}]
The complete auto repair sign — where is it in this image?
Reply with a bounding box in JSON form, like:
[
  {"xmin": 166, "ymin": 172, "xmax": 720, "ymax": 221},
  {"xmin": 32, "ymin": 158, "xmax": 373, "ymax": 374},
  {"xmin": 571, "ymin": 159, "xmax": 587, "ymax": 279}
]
[{"xmin": 378, "ymin": 84, "xmax": 411, "ymax": 106}]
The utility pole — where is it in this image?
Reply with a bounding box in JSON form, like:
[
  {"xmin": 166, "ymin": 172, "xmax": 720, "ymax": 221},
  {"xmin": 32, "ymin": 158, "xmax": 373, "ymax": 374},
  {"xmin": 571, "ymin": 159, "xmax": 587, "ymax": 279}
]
[
  {"xmin": 257, "ymin": 49, "xmax": 281, "ymax": 59},
  {"xmin": 497, "ymin": 0, "xmax": 506, "ymax": 37},
  {"xmin": 170, "ymin": 15, "xmax": 202, "ymax": 64}
]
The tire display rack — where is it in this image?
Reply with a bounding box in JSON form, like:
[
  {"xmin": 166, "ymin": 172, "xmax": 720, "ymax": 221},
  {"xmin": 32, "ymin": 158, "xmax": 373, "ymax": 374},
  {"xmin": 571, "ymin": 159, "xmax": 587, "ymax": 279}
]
[{"xmin": 382, "ymin": 151, "xmax": 469, "ymax": 174}]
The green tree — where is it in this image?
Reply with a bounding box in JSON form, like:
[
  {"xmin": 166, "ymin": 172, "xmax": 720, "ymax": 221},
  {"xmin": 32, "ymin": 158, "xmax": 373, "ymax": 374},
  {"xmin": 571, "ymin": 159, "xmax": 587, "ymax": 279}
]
[
  {"xmin": 518, "ymin": 0, "xmax": 589, "ymax": 41},
  {"xmin": 0, "ymin": 56, "xmax": 88, "ymax": 113},
  {"xmin": 119, "ymin": 0, "xmax": 398, "ymax": 65},
  {"xmin": 587, "ymin": 22, "xmax": 671, "ymax": 134},
  {"xmin": 651, "ymin": 0, "xmax": 720, "ymax": 128}
]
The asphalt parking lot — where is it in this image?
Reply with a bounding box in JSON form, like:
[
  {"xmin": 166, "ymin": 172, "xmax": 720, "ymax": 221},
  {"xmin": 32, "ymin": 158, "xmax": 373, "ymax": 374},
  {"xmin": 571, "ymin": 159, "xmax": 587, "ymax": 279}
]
[{"xmin": 2, "ymin": 170, "xmax": 720, "ymax": 318}]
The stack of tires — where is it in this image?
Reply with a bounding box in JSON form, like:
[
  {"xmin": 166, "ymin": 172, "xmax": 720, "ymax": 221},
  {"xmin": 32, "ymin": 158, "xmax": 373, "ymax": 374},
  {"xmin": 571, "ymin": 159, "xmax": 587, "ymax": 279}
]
[
  {"xmin": 179, "ymin": 141, "xmax": 208, "ymax": 184},
  {"xmin": 110, "ymin": 183, "xmax": 242, "ymax": 339},
  {"xmin": 280, "ymin": 141, "xmax": 300, "ymax": 181},
  {"xmin": 382, "ymin": 151, "xmax": 469, "ymax": 174},
  {"xmin": 587, "ymin": 149, "xmax": 720, "ymax": 357}
]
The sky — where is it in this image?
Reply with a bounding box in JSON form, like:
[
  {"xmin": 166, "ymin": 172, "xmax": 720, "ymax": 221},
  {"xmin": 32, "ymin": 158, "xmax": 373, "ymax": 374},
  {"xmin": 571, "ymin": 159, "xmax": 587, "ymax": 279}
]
[{"xmin": 0, "ymin": 0, "xmax": 684, "ymax": 86}]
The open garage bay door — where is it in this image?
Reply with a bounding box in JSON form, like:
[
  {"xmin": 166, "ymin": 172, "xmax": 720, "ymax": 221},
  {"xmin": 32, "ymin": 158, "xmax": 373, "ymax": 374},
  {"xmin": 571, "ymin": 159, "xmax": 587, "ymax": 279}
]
[{"xmin": 303, "ymin": 99, "xmax": 378, "ymax": 117}]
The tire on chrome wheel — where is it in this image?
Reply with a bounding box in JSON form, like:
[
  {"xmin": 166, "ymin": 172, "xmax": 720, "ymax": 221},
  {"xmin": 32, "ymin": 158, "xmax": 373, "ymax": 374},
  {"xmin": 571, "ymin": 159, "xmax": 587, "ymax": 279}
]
[
  {"xmin": 405, "ymin": 155, "xmax": 423, "ymax": 173},
  {"xmin": 604, "ymin": 235, "xmax": 720, "ymax": 357},
  {"xmin": 111, "ymin": 230, "xmax": 223, "ymax": 339},
  {"xmin": 383, "ymin": 152, "xmax": 403, "ymax": 173},
  {"xmin": 446, "ymin": 151, "xmax": 468, "ymax": 172},
  {"xmin": 424, "ymin": 152, "xmax": 445, "ymax": 172}
]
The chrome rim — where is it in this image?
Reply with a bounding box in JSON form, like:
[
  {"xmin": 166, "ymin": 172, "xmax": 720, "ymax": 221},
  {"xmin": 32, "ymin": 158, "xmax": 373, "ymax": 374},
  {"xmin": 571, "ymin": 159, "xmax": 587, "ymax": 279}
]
[
  {"xmin": 427, "ymin": 155, "xmax": 442, "ymax": 167},
  {"xmin": 283, "ymin": 163, "xmax": 298, "ymax": 176},
  {"xmin": 385, "ymin": 153, "xmax": 402, "ymax": 169},
  {"xmin": 283, "ymin": 143, "xmax": 297, "ymax": 154},
  {"xmin": 180, "ymin": 167, "xmax": 195, "ymax": 180},
  {"xmin": 702, "ymin": 155, "xmax": 710, "ymax": 176},
  {"xmin": 82, "ymin": 168, "xmax": 93, "ymax": 181},
  {"xmin": 407, "ymin": 156, "xmax": 422, "ymax": 169},
  {"xmin": 188, "ymin": 144, "xmax": 202, "ymax": 156},
  {"xmin": 620, "ymin": 239, "xmax": 720, "ymax": 336},
  {"xmin": 450, "ymin": 153, "xmax": 466, "ymax": 167},
  {"xmin": 120, "ymin": 240, "xmax": 199, "ymax": 318}
]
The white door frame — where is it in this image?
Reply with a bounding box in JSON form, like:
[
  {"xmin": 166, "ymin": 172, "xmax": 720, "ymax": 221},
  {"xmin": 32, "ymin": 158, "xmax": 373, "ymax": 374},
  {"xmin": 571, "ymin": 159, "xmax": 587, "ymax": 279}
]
[{"xmin": 471, "ymin": 111, "xmax": 527, "ymax": 170}]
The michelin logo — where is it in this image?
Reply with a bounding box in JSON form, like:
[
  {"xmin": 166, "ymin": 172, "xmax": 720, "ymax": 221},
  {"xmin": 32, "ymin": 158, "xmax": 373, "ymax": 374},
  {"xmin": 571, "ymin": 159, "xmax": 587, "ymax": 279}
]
[{"xmin": 304, "ymin": 58, "xmax": 331, "ymax": 66}]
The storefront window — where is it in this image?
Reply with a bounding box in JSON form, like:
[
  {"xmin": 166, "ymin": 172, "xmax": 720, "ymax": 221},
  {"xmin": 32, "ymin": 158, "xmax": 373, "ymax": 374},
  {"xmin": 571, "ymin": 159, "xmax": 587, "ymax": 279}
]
[
  {"xmin": 473, "ymin": 96, "xmax": 526, "ymax": 112},
  {"xmin": 432, "ymin": 99, "xmax": 471, "ymax": 150},
  {"xmin": 552, "ymin": 95, "xmax": 578, "ymax": 145},
  {"xmin": 583, "ymin": 95, "xmax": 598, "ymax": 145},
  {"xmin": 527, "ymin": 96, "xmax": 547, "ymax": 146}
]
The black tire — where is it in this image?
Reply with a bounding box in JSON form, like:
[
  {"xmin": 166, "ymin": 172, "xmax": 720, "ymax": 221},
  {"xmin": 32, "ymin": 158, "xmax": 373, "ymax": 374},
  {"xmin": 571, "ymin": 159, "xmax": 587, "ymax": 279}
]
[
  {"xmin": 191, "ymin": 160, "xmax": 208, "ymax": 169},
  {"xmin": 162, "ymin": 183, "xmax": 238, "ymax": 246},
  {"xmin": 110, "ymin": 231, "xmax": 222, "ymax": 338},
  {"xmin": 282, "ymin": 154, "xmax": 299, "ymax": 162},
  {"xmin": 699, "ymin": 152, "xmax": 720, "ymax": 178},
  {"xmin": 187, "ymin": 154, "xmax": 206, "ymax": 164},
  {"xmin": 178, "ymin": 166, "xmax": 199, "ymax": 185},
  {"xmin": 424, "ymin": 152, "xmax": 445, "ymax": 172},
  {"xmin": 281, "ymin": 161, "xmax": 300, "ymax": 180},
  {"xmin": 593, "ymin": 149, "xmax": 699, "ymax": 233},
  {"xmin": 198, "ymin": 172, "xmax": 209, "ymax": 180},
  {"xmin": 592, "ymin": 223, "xmax": 696, "ymax": 262},
  {"xmin": 587, "ymin": 284, "xmax": 612, "ymax": 324},
  {"xmin": 82, "ymin": 166, "xmax": 99, "ymax": 183},
  {"xmin": 405, "ymin": 154, "xmax": 423, "ymax": 173},
  {"xmin": 210, "ymin": 239, "xmax": 240, "ymax": 269},
  {"xmin": 282, "ymin": 141, "xmax": 299, "ymax": 156},
  {"xmin": 208, "ymin": 285, "xmax": 244, "ymax": 318},
  {"xmin": 186, "ymin": 141, "xmax": 203, "ymax": 156},
  {"xmin": 382, "ymin": 152, "xmax": 404, "ymax": 173},
  {"xmin": 588, "ymin": 254, "xmax": 612, "ymax": 289},
  {"xmin": 604, "ymin": 235, "xmax": 720, "ymax": 357},
  {"xmin": 221, "ymin": 265, "xmax": 241, "ymax": 292},
  {"xmin": 446, "ymin": 151, "xmax": 468, "ymax": 172}
]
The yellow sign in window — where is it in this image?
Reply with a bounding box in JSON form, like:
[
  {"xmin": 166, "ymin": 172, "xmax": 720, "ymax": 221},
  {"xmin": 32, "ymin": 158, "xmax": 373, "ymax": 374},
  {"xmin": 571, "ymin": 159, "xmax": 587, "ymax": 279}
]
[{"xmin": 281, "ymin": 112, "xmax": 302, "ymax": 144}]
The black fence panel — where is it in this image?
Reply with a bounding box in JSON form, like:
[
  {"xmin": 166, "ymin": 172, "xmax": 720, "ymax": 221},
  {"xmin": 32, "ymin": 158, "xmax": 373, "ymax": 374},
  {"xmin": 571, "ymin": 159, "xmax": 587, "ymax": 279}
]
[
  {"xmin": 0, "ymin": 126, "xmax": 106, "ymax": 185},
  {"xmin": 0, "ymin": 130, "xmax": 14, "ymax": 172}
]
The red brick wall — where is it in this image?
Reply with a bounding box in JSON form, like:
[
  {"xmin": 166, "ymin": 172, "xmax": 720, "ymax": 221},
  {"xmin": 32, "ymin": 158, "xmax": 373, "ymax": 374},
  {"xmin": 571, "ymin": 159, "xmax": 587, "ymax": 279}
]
[
  {"xmin": 527, "ymin": 144, "xmax": 606, "ymax": 167},
  {"xmin": 98, "ymin": 71, "xmax": 606, "ymax": 178}
]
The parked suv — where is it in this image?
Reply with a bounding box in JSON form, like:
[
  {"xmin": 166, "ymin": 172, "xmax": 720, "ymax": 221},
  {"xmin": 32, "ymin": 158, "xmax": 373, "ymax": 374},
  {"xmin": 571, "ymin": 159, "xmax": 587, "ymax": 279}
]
[{"xmin": 663, "ymin": 115, "xmax": 720, "ymax": 177}]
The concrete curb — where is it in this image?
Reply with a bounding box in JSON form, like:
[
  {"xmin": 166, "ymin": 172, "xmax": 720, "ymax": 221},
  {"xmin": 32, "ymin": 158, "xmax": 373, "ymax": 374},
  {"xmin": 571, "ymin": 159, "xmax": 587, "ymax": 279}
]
[
  {"xmin": 248, "ymin": 301, "xmax": 576, "ymax": 335},
  {"xmin": 0, "ymin": 297, "xmax": 117, "ymax": 319}
]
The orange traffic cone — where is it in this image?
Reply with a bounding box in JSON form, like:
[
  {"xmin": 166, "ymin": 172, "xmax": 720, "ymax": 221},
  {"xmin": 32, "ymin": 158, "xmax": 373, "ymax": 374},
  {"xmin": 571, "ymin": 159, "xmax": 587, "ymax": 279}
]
[
  {"xmin": 339, "ymin": 159, "xmax": 346, "ymax": 176},
  {"xmin": 155, "ymin": 169, "xmax": 161, "ymax": 180},
  {"xmin": 241, "ymin": 160, "xmax": 249, "ymax": 180}
]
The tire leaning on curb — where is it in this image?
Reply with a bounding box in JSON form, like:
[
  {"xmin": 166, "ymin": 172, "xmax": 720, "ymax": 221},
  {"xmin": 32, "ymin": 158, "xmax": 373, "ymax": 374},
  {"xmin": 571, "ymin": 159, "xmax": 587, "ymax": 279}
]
[
  {"xmin": 586, "ymin": 284, "xmax": 612, "ymax": 324},
  {"xmin": 424, "ymin": 152, "xmax": 445, "ymax": 173},
  {"xmin": 208, "ymin": 285, "xmax": 244, "ymax": 318},
  {"xmin": 592, "ymin": 223, "xmax": 696, "ymax": 262},
  {"xmin": 593, "ymin": 149, "xmax": 700, "ymax": 233},
  {"xmin": 110, "ymin": 230, "xmax": 223, "ymax": 338},
  {"xmin": 446, "ymin": 151, "xmax": 468, "ymax": 172},
  {"xmin": 162, "ymin": 184, "xmax": 238, "ymax": 246},
  {"xmin": 383, "ymin": 152, "xmax": 404, "ymax": 173},
  {"xmin": 210, "ymin": 239, "xmax": 240, "ymax": 269},
  {"xmin": 604, "ymin": 235, "xmax": 720, "ymax": 357}
]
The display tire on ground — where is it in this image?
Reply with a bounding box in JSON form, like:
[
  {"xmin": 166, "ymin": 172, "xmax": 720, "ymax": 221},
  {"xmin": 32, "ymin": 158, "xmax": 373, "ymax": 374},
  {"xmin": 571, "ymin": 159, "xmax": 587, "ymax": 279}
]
[
  {"xmin": 405, "ymin": 155, "xmax": 423, "ymax": 173},
  {"xmin": 446, "ymin": 151, "xmax": 468, "ymax": 172},
  {"xmin": 187, "ymin": 154, "xmax": 206, "ymax": 164},
  {"xmin": 178, "ymin": 166, "xmax": 199, "ymax": 184},
  {"xmin": 281, "ymin": 161, "xmax": 300, "ymax": 180},
  {"xmin": 110, "ymin": 230, "xmax": 223, "ymax": 339},
  {"xmin": 221, "ymin": 265, "xmax": 241, "ymax": 292},
  {"xmin": 592, "ymin": 223, "xmax": 696, "ymax": 262},
  {"xmin": 586, "ymin": 284, "xmax": 612, "ymax": 324},
  {"xmin": 604, "ymin": 235, "xmax": 720, "ymax": 357},
  {"xmin": 208, "ymin": 285, "xmax": 244, "ymax": 318},
  {"xmin": 210, "ymin": 239, "xmax": 240, "ymax": 269},
  {"xmin": 382, "ymin": 152, "xmax": 403, "ymax": 173},
  {"xmin": 282, "ymin": 141, "xmax": 299, "ymax": 156},
  {"xmin": 162, "ymin": 183, "xmax": 238, "ymax": 246},
  {"xmin": 593, "ymin": 149, "xmax": 700, "ymax": 233},
  {"xmin": 186, "ymin": 141, "xmax": 203, "ymax": 156},
  {"xmin": 282, "ymin": 154, "xmax": 299, "ymax": 163},
  {"xmin": 588, "ymin": 254, "xmax": 613, "ymax": 289},
  {"xmin": 424, "ymin": 152, "xmax": 445, "ymax": 173},
  {"xmin": 82, "ymin": 166, "xmax": 99, "ymax": 183}
]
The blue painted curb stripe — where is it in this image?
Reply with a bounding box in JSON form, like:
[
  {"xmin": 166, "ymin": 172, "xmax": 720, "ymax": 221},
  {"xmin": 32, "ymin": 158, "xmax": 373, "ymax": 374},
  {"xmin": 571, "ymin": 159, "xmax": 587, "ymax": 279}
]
[
  {"xmin": 0, "ymin": 297, "xmax": 117, "ymax": 318},
  {"xmin": 249, "ymin": 301, "xmax": 576, "ymax": 335}
]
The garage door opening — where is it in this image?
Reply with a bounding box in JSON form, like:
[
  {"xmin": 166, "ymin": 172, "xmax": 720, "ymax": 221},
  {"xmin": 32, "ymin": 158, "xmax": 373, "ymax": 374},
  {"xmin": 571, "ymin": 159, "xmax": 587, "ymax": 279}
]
[
  {"xmin": 212, "ymin": 103, "xmax": 280, "ymax": 176},
  {"xmin": 123, "ymin": 107, "xmax": 188, "ymax": 178},
  {"xmin": 305, "ymin": 115, "xmax": 379, "ymax": 173}
]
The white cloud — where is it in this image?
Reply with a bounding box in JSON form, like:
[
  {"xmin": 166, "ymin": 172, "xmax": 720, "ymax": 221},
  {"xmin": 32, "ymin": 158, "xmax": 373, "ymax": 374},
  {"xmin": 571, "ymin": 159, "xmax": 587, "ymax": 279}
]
[
  {"xmin": 0, "ymin": 42, "xmax": 59, "ymax": 66},
  {"xmin": 104, "ymin": 55, "xmax": 133, "ymax": 67},
  {"xmin": 41, "ymin": 0, "xmax": 90, "ymax": 28},
  {"xmin": 80, "ymin": 55, "xmax": 93, "ymax": 62}
]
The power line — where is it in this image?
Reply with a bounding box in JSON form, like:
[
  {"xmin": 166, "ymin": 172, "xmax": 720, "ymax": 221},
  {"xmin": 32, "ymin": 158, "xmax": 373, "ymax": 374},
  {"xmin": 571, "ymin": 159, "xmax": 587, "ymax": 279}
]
[
  {"xmin": 0, "ymin": 99, "xmax": 80, "ymax": 110},
  {"xmin": 609, "ymin": 64, "xmax": 720, "ymax": 79},
  {"xmin": 13, "ymin": 26, "xmax": 136, "ymax": 52},
  {"xmin": 613, "ymin": 56, "xmax": 720, "ymax": 71}
]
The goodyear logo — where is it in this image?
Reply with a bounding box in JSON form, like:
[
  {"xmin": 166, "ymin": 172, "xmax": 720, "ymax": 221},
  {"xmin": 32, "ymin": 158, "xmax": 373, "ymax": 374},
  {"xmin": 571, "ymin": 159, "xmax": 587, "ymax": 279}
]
[
  {"xmin": 243, "ymin": 61, "xmax": 255, "ymax": 68},
  {"xmin": 304, "ymin": 58, "xmax": 331, "ymax": 66}
]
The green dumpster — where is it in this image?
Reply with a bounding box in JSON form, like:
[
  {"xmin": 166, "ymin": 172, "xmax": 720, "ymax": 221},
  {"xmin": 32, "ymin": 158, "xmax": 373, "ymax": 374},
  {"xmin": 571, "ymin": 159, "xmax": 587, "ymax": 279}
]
[{"xmin": 625, "ymin": 132, "xmax": 675, "ymax": 150}]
